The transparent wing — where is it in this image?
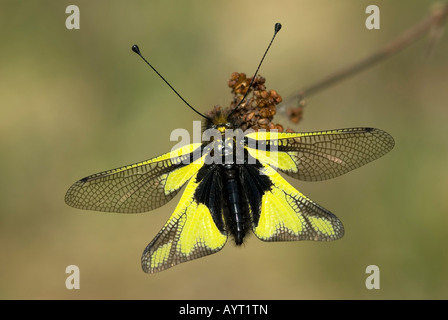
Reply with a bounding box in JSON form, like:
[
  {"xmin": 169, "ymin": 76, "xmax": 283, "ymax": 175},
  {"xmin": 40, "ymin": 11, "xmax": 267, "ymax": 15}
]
[
  {"xmin": 141, "ymin": 171, "xmax": 227, "ymax": 273},
  {"xmin": 246, "ymin": 127, "xmax": 394, "ymax": 181},
  {"xmin": 250, "ymin": 164, "xmax": 344, "ymax": 241},
  {"xmin": 65, "ymin": 143, "xmax": 205, "ymax": 213}
]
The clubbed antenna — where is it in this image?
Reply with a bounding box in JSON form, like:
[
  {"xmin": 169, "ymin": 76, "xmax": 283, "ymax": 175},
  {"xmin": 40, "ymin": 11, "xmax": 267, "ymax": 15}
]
[
  {"xmin": 228, "ymin": 23, "xmax": 282, "ymax": 118},
  {"xmin": 132, "ymin": 44, "xmax": 210, "ymax": 120}
]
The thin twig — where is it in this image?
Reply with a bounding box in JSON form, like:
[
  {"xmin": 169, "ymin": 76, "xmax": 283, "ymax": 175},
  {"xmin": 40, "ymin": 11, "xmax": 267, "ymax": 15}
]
[{"xmin": 278, "ymin": 2, "xmax": 448, "ymax": 120}]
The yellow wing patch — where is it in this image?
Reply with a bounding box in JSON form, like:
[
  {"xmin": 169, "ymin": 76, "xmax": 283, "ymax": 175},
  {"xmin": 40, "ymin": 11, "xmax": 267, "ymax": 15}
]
[
  {"xmin": 164, "ymin": 155, "xmax": 205, "ymax": 194},
  {"xmin": 245, "ymin": 130, "xmax": 346, "ymax": 141},
  {"xmin": 151, "ymin": 243, "xmax": 173, "ymax": 269},
  {"xmin": 256, "ymin": 188, "xmax": 303, "ymax": 239},
  {"xmin": 178, "ymin": 203, "xmax": 226, "ymax": 255},
  {"xmin": 252, "ymin": 164, "xmax": 343, "ymax": 241},
  {"xmin": 246, "ymin": 147, "xmax": 298, "ymax": 173},
  {"xmin": 142, "ymin": 172, "xmax": 227, "ymax": 273},
  {"xmin": 308, "ymin": 216, "xmax": 336, "ymax": 236},
  {"xmin": 246, "ymin": 131, "xmax": 302, "ymax": 141},
  {"xmin": 113, "ymin": 143, "xmax": 203, "ymax": 175}
]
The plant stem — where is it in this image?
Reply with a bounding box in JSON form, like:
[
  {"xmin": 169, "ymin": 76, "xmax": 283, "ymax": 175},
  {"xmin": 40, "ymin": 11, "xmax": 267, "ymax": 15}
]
[{"xmin": 278, "ymin": 2, "xmax": 448, "ymax": 118}]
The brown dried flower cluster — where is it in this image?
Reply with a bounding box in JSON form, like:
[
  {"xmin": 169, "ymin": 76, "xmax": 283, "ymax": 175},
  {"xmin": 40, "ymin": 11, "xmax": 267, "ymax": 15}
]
[
  {"xmin": 205, "ymin": 72, "xmax": 303, "ymax": 132},
  {"xmin": 228, "ymin": 72, "xmax": 287, "ymax": 131}
]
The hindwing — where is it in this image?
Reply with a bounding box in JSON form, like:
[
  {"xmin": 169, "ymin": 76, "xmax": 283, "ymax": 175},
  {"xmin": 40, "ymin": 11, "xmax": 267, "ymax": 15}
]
[
  {"xmin": 141, "ymin": 169, "xmax": 228, "ymax": 273},
  {"xmin": 246, "ymin": 164, "xmax": 344, "ymax": 241}
]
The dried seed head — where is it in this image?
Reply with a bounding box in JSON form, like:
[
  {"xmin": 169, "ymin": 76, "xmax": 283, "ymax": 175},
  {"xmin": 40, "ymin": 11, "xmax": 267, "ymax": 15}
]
[
  {"xmin": 258, "ymin": 118, "xmax": 270, "ymax": 125},
  {"xmin": 225, "ymin": 72, "xmax": 285, "ymax": 132},
  {"xmin": 261, "ymin": 90, "xmax": 269, "ymax": 99},
  {"xmin": 259, "ymin": 107, "xmax": 270, "ymax": 118}
]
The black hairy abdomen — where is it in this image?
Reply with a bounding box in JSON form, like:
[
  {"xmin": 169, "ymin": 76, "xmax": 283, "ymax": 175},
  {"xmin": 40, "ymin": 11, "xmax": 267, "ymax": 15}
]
[{"xmin": 194, "ymin": 161, "xmax": 272, "ymax": 245}]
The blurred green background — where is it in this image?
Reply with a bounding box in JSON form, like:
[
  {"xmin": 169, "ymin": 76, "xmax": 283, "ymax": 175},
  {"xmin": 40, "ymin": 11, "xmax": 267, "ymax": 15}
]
[{"xmin": 1, "ymin": 0, "xmax": 447, "ymax": 299}]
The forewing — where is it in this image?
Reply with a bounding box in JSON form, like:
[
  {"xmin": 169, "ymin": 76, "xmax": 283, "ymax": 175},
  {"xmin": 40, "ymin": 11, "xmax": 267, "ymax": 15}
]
[
  {"xmin": 65, "ymin": 143, "xmax": 204, "ymax": 213},
  {"xmin": 250, "ymin": 164, "xmax": 344, "ymax": 241},
  {"xmin": 141, "ymin": 170, "xmax": 227, "ymax": 273},
  {"xmin": 246, "ymin": 128, "xmax": 394, "ymax": 181}
]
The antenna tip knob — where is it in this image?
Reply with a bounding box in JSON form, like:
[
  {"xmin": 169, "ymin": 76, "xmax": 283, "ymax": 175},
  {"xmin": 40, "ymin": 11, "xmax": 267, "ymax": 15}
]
[
  {"xmin": 274, "ymin": 23, "xmax": 282, "ymax": 33},
  {"xmin": 132, "ymin": 44, "xmax": 141, "ymax": 55}
]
